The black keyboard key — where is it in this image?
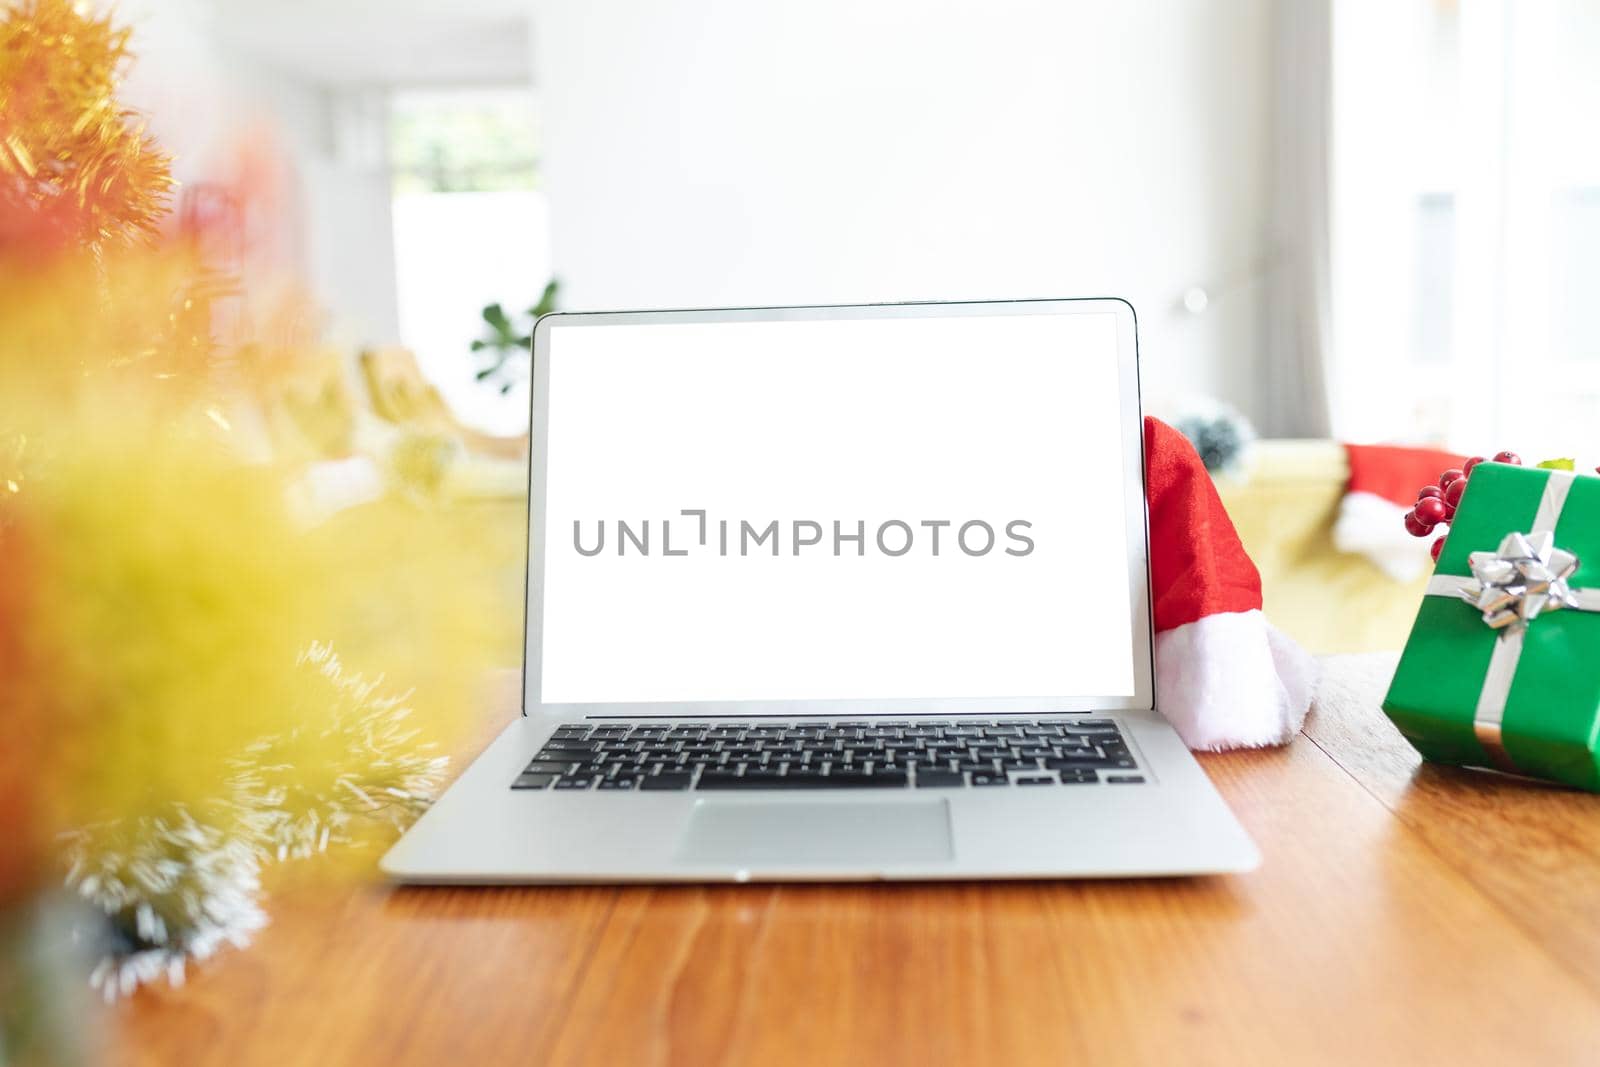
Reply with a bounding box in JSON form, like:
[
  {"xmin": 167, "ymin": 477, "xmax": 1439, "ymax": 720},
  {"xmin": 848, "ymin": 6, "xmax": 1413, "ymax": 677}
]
[
  {"xmin": 1106, "ymin": 775, "xmax": 1146, "ymax": 784},
  {"xmin": 540, "ymin": 740, "xmax": 599, "ymax": 754},
  {"xmin": 1046, "ymin": 754, "xmax": 1127, "ymax": 770},
  {"xmin": 699, "ymin": 770, "xmax": 783, "ymax": 790},
  {"xmin": 524, "ymin": 760, "xmax": 574, "ymax": 774},
  {"xmin": 774, "ymin": 770, "xmax": 829, "ymax": 786},
  {"xmin": 511, "ymin": 773, "xmax": 556, "ymax": 789},
  {"xmin": 915, "ymin": 770, "xmax": 965, "ymax": 788},
  {"xmin": 969, "ymin": 773, "xmax": 1009, "ymax": 787},
  {"xmin": 1015, "ymin": 776, "xmax": 1055, "ymax": 786},
  {"xmin": 640, "ymin": 772, "xmax": 693, "ymax": 790},
  {"xmin": 824, "ymin": 771, "xmax": 907, "ymax": 788},
  {"xmin": 598, "ymin": 777, "xmax": 638, "ymax": 790},
  {"xmin": 1059, "ymin": 771, "xmax": 1097, "ymax": 784},
  {"xmin": 554, "ymin": 776, "xmax": 595, "ymax": 790}
]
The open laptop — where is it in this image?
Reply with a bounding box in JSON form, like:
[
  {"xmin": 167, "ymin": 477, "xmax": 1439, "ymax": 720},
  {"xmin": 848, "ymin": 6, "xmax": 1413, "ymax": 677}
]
[{"xmin": 382, "ymin": 298, "xmax": 1259, "ymax": 882}]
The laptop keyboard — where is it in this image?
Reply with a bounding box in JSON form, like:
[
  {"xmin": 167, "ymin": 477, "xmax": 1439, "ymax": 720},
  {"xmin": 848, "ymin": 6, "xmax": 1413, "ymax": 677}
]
[{"xmin": 509, "ymin": 719, "xmax": 1143, "ymax": 791}]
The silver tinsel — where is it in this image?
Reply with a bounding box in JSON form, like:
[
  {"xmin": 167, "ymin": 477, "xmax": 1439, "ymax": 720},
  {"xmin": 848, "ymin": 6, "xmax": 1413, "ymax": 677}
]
[
  {"xmin": 227, "ymin": 642, "xmax": 449, "ymax": 862},
  {"xmin": 59, "ymin": 641, "xmax": 448, "ymax": 999},
  {"xmin": 60, "ymin": 809, "xmax": 266, "ymax": 1001}
]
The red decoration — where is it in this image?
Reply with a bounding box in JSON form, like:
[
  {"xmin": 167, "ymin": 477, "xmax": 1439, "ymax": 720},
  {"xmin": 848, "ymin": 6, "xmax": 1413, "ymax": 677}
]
[
  {"xmin": 1345, "ymin": 443, "xmax": 1468, "ymax": 507},
  {"xmin": 1399, "ymin": 449, "xmax": 1533, "ymax": 565},
  {"xmin": 1143, "ymin": 416, "xmax": 1261, "ymax": 632}
]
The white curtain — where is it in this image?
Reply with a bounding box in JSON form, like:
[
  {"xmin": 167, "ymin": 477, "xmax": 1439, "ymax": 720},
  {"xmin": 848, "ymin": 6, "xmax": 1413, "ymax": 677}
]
[{"xmin": 1259, "ymin": 0, "xmax": 1334, "ymax": 439}]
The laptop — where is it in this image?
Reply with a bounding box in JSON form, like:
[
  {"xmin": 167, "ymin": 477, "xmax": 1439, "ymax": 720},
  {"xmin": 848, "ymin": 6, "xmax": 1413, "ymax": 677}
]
[{"xmin": 381, "ymin": 298, "xmax": 1259, "ymax": 882}]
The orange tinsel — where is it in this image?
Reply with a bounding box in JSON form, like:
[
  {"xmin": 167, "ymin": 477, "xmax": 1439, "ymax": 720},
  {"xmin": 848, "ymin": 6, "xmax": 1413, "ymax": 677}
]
[{"xmin": 0, "ymin": 0, "xmax": 174, "ymax": 257}]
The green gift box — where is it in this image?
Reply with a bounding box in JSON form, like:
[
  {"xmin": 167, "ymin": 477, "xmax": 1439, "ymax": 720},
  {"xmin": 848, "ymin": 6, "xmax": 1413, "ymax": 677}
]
[{"xmin": 1384, "ymin": 462, "xmax": 1600, "ymax": 791}]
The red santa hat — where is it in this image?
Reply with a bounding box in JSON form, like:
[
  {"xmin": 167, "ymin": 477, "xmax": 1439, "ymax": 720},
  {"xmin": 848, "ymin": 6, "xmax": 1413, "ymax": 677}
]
[{"xmin": 1144, "ymin": 417, "xmax": 1317, "ymax": 750}]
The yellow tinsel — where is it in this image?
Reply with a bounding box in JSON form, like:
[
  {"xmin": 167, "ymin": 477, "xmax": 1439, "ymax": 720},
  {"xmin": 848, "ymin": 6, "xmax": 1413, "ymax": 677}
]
[{"xmin": 0, "ymin": 0, "xmax": 517, "ymax": 985}]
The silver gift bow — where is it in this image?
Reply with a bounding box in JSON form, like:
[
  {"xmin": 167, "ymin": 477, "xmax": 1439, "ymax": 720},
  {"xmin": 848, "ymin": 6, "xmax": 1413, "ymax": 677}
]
[
  {"xmin": 1424, "ymin": 469, "xmax": 1600, "ymax": 772},
  {"xmin": 1460, "ymin": 530, "xmax": 1581, "ymax": 631}
]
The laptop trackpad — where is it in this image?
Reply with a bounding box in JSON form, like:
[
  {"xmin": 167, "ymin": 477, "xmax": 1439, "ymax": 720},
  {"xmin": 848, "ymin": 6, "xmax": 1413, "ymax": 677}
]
[{"xmin": 677, "ymin": 798, "xmax": 954, "ymax": 866}]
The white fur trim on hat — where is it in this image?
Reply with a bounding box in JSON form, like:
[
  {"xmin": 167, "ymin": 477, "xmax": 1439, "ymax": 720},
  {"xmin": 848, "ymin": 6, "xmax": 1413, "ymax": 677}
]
[{"xmin": 1154, "ymin": 609, "xmax": 1318, "ymax": 751}]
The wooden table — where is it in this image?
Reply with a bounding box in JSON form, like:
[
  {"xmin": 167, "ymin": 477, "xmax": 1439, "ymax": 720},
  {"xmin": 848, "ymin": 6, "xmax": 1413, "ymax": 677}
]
[{"xmin": 117, "ymin": 655, "xmax": 1600, "ymax": 1066}]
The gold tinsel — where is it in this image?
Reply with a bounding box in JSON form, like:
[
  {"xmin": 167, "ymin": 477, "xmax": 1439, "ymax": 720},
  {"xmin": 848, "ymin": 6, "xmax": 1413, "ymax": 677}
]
[{"xmin": 0, "ymin": 0, "xmax": 174, "ymax": 254}]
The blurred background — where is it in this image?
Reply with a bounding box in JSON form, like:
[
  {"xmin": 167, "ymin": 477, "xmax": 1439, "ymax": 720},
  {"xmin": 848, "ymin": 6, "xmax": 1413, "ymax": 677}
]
[
  {"xmin": 99, "ymin": 0, "xmax": 1600, "ymax": 652},
  {"xmin": 115, "ymin": 0, "xmax": 1600, "ymax": 454}
]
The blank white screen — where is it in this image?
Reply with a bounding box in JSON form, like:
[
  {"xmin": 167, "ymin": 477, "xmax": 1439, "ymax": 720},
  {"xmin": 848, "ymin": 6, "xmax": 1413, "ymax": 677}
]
[{"xmin": 539, "ymin": 312, "xmax": 1135, "ymax": 704}]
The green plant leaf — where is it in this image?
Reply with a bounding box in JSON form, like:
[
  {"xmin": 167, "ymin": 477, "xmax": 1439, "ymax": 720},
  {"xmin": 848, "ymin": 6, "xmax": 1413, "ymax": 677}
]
[
  {"xmin": 481, "ymin": 303, "xmax": 511, "ymax": 330},
  {"xmin": 531, "ymin": 279, "xmax": 560, "ymax": 319},
  {"xmin": 1537, "ymin": 458, "xmax": 1577, "ymax": 471}
]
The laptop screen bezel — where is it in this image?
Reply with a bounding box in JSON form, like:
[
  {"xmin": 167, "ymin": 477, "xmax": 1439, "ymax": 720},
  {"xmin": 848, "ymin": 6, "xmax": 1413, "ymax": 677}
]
[{"xmin": 521, "ymin": 298, "xmax": 1152, "ymax": 719}]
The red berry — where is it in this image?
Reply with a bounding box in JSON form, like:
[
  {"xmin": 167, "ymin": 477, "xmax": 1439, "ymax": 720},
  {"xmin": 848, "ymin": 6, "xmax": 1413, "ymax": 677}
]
[
  {"xmin": 1405, "ymin": 510, "xmax": 1435, "ymax": 537},
  {"xmin": 1431, "ymin": 536, "xmax": 1446, "ymax": 562},
  {"xmin": 1417, "ymin": 484, "xmax": 1443, "ymax": 501},
  {"xmin": 1439, "ymin": 468, "xmax": 1466, "ymax": 489},
  {"xmin": 1493, "ymin": 451, "xmax": 1521, "ymax": 465},
  {"xmin": 1415, "ymin": 496, "xmax": 1447, "ymax": 525},
  {"xmin": 1463, "ymin": 456, "xmax": 1486, "ymax": 475},
  {"xmin": 1444, "ymin": 477, "xmax": 1466, "ymax": 510}
]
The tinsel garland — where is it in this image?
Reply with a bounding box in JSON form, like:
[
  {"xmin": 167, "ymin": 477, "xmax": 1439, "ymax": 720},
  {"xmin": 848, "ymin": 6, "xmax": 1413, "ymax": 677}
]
[
  {"xmin": 61, "ymin": 644, "xmax": 449, "ymax": 1000},
  {"xmin": 0, "ymin": 0, "xmax": 174, "ymax": 253}
]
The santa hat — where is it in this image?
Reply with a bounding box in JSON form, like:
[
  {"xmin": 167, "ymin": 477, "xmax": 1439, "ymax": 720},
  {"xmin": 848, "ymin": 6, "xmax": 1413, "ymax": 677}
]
[
  {"xmin": 1144, "ymin": 417, "xmax": 1317, "ymax": 750},
  {"xmin": 1333, "ymin": 442, "xmax": 1466, "ymax": 581}
]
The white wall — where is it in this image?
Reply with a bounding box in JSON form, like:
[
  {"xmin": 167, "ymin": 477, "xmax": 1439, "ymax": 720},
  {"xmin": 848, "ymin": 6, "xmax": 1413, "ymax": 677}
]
[
  {"xmin": 533, "ymin": 0, "xmax": 1270, "ymax": 421},
  {"xmin": 117, "ymin": 0, "xmax": 403, "ymax": 348}
]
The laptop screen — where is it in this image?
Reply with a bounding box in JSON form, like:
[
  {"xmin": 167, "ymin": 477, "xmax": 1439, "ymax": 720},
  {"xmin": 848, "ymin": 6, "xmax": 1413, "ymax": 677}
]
[{"xmin": 535, "ymin": 308, "xmax": 1139, "ymax": 708}]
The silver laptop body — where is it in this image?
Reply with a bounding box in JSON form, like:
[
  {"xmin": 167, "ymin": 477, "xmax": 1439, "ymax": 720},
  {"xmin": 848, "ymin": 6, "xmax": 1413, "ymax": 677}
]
[{"xmin": 382, "ymin": 298, "xmax": 1259, "ymax": 882}]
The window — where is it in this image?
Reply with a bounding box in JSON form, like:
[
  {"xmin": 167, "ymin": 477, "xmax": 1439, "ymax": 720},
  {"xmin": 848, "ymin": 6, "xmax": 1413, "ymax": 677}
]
[
  {"xmin": 1331, "ymin": 0, "xmax": 1600, "ymax": 459},
  {"xmin": 390, "ymin": 88, "xmax": 548, "ymax": 436}
]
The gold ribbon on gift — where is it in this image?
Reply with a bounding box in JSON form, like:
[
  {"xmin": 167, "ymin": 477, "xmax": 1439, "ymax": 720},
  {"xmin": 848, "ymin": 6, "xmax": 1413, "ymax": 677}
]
[{"xmin": 1423, "ymin": 470, "xmax": 1600, "ymax": 772}]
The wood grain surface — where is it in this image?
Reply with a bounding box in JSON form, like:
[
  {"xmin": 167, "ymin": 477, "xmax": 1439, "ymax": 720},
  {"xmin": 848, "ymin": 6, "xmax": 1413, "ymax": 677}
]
[{"xmin": 115, "ymin": 656, "xmax": 1600, "ymax": 1067}]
